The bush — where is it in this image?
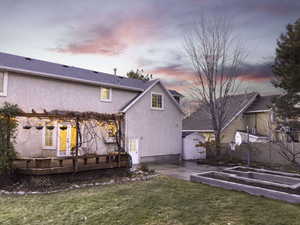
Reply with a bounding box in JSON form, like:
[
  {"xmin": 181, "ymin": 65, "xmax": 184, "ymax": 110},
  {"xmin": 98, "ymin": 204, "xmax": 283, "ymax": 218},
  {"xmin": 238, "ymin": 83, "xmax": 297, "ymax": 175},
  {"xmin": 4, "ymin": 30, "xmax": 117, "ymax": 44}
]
[{"xmin": 0, "ymin": 102, "xmax": 23, "ymax": 175}]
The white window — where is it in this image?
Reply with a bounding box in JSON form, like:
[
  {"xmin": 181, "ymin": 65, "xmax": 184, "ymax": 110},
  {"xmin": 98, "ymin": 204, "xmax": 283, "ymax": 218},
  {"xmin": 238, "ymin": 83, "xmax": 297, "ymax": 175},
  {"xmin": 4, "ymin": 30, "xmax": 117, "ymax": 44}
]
[
  {"xmin": 100, "ymin": 87, "xmax": 112, "ymax": 102},
  {"xmin": 151, "ymin": 93, "xmax": 164, "ymax": 109},
  {"xmin": 0, "ymin": 71, "xmax": 8, "ymax": 97},
  {"xmin": 42, "ymin": 125, "xmax": 57, "ymax": 150}
]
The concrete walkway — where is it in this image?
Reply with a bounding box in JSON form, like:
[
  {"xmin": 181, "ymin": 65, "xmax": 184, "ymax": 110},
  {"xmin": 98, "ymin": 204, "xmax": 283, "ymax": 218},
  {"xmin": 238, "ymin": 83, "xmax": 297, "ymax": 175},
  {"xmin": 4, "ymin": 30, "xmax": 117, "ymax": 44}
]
[{"xmin": 148, "ymin": 161, "xmax": 227, "ymax": 181}]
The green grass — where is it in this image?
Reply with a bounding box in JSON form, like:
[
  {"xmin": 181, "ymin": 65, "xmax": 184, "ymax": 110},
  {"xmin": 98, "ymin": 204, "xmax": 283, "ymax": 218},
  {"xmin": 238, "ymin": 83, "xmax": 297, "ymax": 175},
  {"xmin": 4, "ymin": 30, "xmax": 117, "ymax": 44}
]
[{"xmin": 1, "ymin": 176, "xmax": 300, "ymax": 225}]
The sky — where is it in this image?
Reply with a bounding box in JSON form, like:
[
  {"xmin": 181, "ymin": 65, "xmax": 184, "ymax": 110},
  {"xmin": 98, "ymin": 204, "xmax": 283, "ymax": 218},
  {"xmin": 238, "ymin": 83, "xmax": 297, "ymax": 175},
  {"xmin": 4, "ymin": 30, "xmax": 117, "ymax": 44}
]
[{"xmin": 0, "ymin": 0, "xmax": 299, "ymax": 97}]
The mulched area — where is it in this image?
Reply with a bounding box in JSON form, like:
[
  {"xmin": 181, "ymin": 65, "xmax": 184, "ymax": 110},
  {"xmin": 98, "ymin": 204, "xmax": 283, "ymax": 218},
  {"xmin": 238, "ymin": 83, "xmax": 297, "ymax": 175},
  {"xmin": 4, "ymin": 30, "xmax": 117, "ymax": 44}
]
[{"xmin": 0, "ymin": 168, "xmax": 157, "ymax": 194}]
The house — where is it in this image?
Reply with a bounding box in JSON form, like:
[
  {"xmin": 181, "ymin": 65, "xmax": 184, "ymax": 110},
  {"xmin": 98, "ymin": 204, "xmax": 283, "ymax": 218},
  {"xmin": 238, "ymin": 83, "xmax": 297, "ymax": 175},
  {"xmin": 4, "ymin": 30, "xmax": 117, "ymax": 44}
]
[
  {"xmin": 0, "ymin": 52, "xmax": 184, "ymax": 165},
  {"xmin": 182, "ymin": 93, "xmax": 279, "ymax": 144}
]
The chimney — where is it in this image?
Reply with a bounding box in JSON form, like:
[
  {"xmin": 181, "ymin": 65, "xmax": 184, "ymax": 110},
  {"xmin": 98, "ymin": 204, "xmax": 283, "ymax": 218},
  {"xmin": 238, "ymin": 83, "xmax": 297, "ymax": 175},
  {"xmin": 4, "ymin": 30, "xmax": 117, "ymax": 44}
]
[{"xmin": 113, "ymin": 68, "xmax": 117, "ymax": 75}]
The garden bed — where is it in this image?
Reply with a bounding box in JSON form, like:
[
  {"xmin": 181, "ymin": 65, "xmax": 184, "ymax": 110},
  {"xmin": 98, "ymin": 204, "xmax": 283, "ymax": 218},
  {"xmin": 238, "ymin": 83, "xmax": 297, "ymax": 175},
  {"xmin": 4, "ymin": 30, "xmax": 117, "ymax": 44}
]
[
  {"xmin": 191, "ymin": 167, "xmax": 300, "ymax": 203},
  {"xmin": 226, "ymin": 166, "xmax": 300, "ymax": 179},
  {"xmin": 201, "ymin": 172, "xmax": 300, "ymax": 195}
]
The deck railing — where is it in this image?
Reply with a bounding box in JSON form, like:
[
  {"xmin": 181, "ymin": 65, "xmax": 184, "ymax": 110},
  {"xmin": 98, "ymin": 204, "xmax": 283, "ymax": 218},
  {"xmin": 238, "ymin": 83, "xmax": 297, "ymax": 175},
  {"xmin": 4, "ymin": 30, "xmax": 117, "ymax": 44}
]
[{"xmin": 14, "ymin": 153, "xmax": 131, "ymax": 175}]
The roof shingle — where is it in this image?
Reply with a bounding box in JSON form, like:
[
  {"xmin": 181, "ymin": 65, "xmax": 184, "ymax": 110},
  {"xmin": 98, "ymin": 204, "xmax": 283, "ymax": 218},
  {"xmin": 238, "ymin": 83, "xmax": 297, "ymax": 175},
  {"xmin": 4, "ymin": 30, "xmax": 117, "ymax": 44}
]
[
  {"xmin": 183, "ymin": 93, "xmax": 258, "ymax": 131},
  {"xmin": 0, "ymin": 52, "xmax": 153, "ymax": 91},
  {"xmin": 245, "ymin": 95, "xmax": 277, "ymax": 113}
]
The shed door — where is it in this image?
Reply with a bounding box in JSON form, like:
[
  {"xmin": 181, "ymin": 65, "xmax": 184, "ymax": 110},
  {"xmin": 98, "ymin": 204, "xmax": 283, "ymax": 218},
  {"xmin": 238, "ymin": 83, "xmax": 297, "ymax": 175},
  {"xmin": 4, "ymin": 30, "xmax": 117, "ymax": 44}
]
[{"xmin": 128, "ymin": 138, "xmax": 139, "ymax": 164}]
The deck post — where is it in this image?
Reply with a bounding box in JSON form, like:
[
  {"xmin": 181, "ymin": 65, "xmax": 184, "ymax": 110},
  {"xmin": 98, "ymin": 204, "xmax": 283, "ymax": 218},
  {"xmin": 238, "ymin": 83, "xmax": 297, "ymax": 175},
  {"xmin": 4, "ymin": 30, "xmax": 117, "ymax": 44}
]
[{"xmin": 73, "ymin": 117, "xmax": 80, "ymax": 172}]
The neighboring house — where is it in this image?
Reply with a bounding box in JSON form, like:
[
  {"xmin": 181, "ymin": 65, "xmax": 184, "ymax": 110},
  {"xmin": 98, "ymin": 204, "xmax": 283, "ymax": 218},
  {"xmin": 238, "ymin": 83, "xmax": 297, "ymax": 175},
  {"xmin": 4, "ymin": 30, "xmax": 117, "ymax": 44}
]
[
  {"xmin": 182, "ymin": 93, "xmax": 279, "ymax": 144},
  {"xmin": 0, "ymin": 52, "xmax": 184, "ymax": 164}
]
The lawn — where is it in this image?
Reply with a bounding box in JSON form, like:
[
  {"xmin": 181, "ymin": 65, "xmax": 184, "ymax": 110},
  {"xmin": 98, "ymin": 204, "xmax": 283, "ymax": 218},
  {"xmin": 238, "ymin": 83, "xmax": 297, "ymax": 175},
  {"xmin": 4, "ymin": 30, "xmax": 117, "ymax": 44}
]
[{"xmin": 1, "ymin": 176, "xmax": 300, "ymax": 225}]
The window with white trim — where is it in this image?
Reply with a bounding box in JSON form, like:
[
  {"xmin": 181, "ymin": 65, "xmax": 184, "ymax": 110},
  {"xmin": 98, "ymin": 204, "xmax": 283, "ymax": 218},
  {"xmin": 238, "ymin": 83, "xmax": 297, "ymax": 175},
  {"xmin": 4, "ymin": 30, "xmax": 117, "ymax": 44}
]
[
  {"xmin": 42, "ymin": 125, "xmax": 57, "ymax": 149},
  {"xmin": 100, "ymin": 87, "xmax": 112, "ymax": 101},
  {"xmin": 151, "ymin": 93, "xmax": 163, "ymax": 109},
  {"xmin": 0, "ymin": 72, "xmax": 8, "ymax": 97}
]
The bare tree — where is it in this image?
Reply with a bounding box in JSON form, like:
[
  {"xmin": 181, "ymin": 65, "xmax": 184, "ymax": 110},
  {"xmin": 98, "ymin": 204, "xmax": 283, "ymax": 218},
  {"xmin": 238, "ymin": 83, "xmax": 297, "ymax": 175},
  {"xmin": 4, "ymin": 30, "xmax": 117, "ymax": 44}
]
[{"xmin": 184, "ymin": 16, "xmax": 246, "ymax": 156}]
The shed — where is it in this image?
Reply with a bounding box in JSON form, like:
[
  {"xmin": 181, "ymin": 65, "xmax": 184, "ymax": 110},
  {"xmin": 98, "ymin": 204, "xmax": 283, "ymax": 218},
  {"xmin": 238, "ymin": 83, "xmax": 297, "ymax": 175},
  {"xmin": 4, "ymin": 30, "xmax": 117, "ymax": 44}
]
[{"xmin": 182, "ymin": 132, "xmax": 206, "ymax": 160}]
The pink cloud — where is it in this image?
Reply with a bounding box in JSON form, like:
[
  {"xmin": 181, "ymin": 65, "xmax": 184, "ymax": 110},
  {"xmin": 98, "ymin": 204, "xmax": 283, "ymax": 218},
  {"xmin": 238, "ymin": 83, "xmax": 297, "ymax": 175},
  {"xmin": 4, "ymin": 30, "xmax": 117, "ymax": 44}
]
[
  {"xmin": 55, "ymin": 16, "xmax": 158, "ymax": 56},
  {"xmin": 149, "ymin": 64, "xmax": 196, "ymax": 81},
  {"xmin": 238, "ymin": 73, "xmax": 273, "ymax": 82}
]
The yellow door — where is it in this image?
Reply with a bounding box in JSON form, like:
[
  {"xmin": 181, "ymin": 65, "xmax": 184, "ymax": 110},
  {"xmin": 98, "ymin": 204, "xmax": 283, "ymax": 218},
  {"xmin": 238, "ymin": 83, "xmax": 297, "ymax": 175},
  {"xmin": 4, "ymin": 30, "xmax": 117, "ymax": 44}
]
[
  {"xmin": 71, "ymin": 126, "xmax": 77, "ymax": 152},
  {"xmin": 59, "ymin": 128, "xmax": 68, "ymax": 155},
  {"xmin": 58, "ymin": 125, "xmax": 77, "ymax": 156}
]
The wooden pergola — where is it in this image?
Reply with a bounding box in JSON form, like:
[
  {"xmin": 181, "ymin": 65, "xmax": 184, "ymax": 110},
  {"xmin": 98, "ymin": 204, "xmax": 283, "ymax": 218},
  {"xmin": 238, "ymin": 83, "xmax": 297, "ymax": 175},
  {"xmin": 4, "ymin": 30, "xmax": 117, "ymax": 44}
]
[{"xmin": 14, "ymin": 109, "xmax": 130, "ymax": 174}]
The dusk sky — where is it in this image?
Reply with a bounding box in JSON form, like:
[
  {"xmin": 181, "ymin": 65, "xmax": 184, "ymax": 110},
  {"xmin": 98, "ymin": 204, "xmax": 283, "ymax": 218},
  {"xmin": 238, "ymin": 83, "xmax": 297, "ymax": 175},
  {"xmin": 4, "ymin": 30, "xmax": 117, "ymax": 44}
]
[{"xmin": 0, "ymin": 0, "xmax": 299, "ymax": 96}]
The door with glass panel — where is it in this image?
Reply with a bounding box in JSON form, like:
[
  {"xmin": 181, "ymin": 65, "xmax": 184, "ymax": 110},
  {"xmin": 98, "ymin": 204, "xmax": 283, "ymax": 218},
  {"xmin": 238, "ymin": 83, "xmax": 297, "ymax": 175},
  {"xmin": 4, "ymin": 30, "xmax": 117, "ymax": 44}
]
[
  {"xmin": 128, "ymin": 138, "xmax": 139, "ymax": 164},
  {"xmin": 58, "ymin": 124, "xmax": 77, "ymax": 156}
]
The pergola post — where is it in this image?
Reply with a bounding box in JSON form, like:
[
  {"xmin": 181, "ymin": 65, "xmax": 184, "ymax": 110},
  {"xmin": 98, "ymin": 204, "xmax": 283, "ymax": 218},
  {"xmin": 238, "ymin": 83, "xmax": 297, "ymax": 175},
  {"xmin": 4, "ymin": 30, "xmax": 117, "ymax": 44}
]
[{"xmin": 74, "ymin": 116, "xmax": 80, "ymax": 172}]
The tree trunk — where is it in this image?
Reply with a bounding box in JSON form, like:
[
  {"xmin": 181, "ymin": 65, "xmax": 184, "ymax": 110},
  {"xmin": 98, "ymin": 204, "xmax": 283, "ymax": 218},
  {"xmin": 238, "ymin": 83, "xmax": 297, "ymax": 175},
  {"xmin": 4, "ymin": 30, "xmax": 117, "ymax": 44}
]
[
  {"xmin": 6, "ymin": 116, "xmax": 12, "ymax": 172},
  {"xmin": 215, "ymin": 131, "xmax": 221, "ymax": 157}
]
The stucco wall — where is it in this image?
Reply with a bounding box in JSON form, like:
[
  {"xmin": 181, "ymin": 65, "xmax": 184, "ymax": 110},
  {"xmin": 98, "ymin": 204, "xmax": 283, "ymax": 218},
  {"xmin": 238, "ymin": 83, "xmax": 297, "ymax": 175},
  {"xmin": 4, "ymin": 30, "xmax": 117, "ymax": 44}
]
[
  {"xmin": 125, "ymin": 83, "xmax": 183, "ymax": 160},
  {"xmin": 1, "ymin": 72, "xmax": 138, "ymax": 113},
  {"xmin": 1, "ymin": 72, "xmax": 139, "ymax": 157}
]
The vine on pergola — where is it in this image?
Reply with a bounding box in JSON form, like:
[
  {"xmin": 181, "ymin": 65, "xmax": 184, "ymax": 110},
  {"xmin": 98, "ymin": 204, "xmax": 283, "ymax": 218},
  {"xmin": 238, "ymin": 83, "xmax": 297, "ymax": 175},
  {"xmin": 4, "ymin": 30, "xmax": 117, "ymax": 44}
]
[{"xmin": 20, "ymin": 109, "xmax": 125, "ymax": 172}]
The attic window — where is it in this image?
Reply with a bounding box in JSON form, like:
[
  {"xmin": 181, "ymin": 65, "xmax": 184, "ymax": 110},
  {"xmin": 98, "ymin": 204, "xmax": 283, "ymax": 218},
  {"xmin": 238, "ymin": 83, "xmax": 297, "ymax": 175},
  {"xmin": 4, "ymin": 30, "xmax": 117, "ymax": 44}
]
[{"xmin": 151, "ymin": 93, "xmax": 164, "ymax": 110}]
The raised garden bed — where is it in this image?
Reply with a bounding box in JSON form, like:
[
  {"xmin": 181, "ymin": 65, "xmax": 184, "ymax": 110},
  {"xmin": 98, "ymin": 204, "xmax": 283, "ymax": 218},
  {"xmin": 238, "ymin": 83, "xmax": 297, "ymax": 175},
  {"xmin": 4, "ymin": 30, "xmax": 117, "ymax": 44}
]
[
  {"xmin": 191, "ymin": 166, "xmax": 300, "ymax": 203},
  {"xmin": 225, "ymin": 166, "xmax": 300, "ymax": 179}
]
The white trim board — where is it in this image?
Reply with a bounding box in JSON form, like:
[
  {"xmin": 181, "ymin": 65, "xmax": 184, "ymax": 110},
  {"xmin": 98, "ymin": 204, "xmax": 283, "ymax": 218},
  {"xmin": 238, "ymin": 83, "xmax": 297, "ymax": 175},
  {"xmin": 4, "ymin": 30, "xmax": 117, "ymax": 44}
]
[
  {"xmin": 182, "ymin": 130, "xmax": 214, "ymax": 132},
  {"xmin": 244, "ymin": 109, "xmax": 272, "ymax": 114}
]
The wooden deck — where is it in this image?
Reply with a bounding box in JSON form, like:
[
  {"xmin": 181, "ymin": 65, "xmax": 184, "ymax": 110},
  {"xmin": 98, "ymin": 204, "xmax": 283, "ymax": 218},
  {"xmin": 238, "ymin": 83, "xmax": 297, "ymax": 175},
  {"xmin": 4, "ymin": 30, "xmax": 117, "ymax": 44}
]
[{"xmin": 14, "ymin": 153, "xmax": 131, "ymax": 175}]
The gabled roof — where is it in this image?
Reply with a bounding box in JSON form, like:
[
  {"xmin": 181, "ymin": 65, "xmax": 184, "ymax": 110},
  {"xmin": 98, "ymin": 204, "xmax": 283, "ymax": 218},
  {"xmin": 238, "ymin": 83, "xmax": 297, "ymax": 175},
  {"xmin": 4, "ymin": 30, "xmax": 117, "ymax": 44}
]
[
  {"xmin": 244, "ymin": 95, "xmax": 277, "ymax": 113},
  {"xmin": 121, "ymin": 79, "xmax": 184, "ymax": 114},
  {"xmin": 169, "ymin": 89, "xmax": 184, "ymax": 97},
  {"xmin": 0, "ymin": 52, "xmax": 184, "ymax": 114},
  {"xmin": 0, "ymin": 52, "xmax": 153, "ymax": 91},
  {"xmin": 182, "ymin": 93, "xmax": 258, "ymax": 132}
]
